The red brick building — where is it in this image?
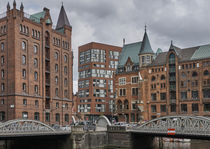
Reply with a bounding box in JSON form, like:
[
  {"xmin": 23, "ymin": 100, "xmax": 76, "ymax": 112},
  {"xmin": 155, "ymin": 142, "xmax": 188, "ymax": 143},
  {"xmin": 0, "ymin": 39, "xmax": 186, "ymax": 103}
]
[
  {"xmin": 77, "ymin": 42, "xmax": 121, "ymax": 121},
  {"xmin": 0, "ymin": 1, "xmax": 73, "ymax": 126},
  {"xmin": 115, "ymin": 28, "xmax": 154, "ymax": 122},
  {"xmin": 140, "ymin": 42, "xmax": 210, "ymax": 120}
]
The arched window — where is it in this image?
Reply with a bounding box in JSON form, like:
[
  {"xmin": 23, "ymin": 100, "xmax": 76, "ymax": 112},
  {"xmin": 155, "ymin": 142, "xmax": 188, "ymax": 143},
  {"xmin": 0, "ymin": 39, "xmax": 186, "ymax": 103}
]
[
  {"xmin": 22, "ymin": 41, "xmax": 26, "ymax": 50},
  {"xmin": 22, "ymin": 83, "xmax": 26, "ymax": 91},
  {"xmin": 34, "ymin": 58, "xmax": 38, "ymax": 67},
  {"xmin": 160, "ymin": 75, "xmax": 165, "ymax": 80},
  {"xmin": 169, "ymin": 53, "xmax": 175, "ymax": 64},
  {"xmin": 22, "ymin": 55, "xmax": 26, "ymax": 65},
  {"xmin": 22, "ymin": 69, "xmax": 26, "ymax": 78},
  {"xmin": 65, "ymin": 103, "xmax": 68, "ymax": 109},
  {"xmin": 56, "ymin": 102, "xmax": 59, "ymax": 108},
  {"xmin": 20, "ymin": 24, "xmax": 22, "ymax": 32},
  {"xmin": 55, "ymin": 76, "xmax": 58, "ymax": 85},
  {"xmin": 34, "ymin": 45, "xmax": 38, "ymax": 54},
  {"xmin": 65, "ymin": 114, "xmax": 69, "ymax": 122},
  {"xmin": 34, "ymin": 112, "xmax": 40, "ymax": 121},
  {"xmin": 55, "ymin": 64, "xmax": 58, "ymax": 72},
  {"xmin": 64, "ymin": 78, "xmax": 68, "ymax": 87},
  {"xmin": 55, "ymin": 52, "xmax": 58, "ymax": 60},
  {"xmin": 1, "ymin": 42, "xmax": 4, "ymax": 51},
  {"xmin": 34, "ymin": 85, "xmax": 38, "ymax": 94},
  {"xmin": 151, "ymin": 76, "xmax": 156, "ymax": 81},
  {"xmin": 192, "ymin": 71, "xmax": 198, "ymax": 77},
  {"xmin": 204, "ymin": 70, "xmax": 209, "ymax": 76},
  {"xmin": 64, "ymin": 55, "xmax": 68, "ymax": 63},
  {"xmin": 64, "ymin": 66, "xmax": 68, "ymax": 75},
  {"xmin": 34, "ymin": 71, "xmax": 38, "ymax": 80},
  {"xmin": 1, "ymin": 69, "xmax": 4, "ymax": 79},
  {"xmin": 55, "ymin": 88, "xmax": 58, "ymax": 96}
]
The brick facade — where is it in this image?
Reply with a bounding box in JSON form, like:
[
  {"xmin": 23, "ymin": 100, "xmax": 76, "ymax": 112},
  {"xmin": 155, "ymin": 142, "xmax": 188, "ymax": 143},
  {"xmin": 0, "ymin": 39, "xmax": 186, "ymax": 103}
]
[{"xmin": 0, "ymin": 2, "xmax": 73, "ymax": 126}]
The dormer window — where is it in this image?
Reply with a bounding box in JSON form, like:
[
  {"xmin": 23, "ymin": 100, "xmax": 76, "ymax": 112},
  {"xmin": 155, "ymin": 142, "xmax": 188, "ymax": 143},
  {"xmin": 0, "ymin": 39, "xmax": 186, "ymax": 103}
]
[{"xmin": 126, "ymin": 65, "xmax": 132, "ymax": 72}]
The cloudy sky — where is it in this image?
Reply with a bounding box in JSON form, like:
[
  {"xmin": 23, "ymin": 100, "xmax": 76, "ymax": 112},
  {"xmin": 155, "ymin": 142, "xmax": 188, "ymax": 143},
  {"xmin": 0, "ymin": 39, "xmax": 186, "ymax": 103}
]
[{"xmin": 1, "ymin": 0, "xmax": 210, "ymax": 93}]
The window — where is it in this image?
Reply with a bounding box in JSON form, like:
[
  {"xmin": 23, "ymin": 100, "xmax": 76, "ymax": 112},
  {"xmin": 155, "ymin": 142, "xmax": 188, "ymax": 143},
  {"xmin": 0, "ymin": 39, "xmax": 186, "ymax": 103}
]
[
  {"xmin": 64, "ymin": 55, "xmax": 67, "ymax": 63},
  {"xmin": 0, "ymin": 111, "xmax": 5, "ymax": 121},
  {"xmin": 65, "ymin": 103, "xmax": 68, "ymax": 109},
  {"xmin": 119, "ymin": 77, "xmax": 126, "ymax": 85},
  {"xmin": 151, "ymin": 93, "xmax": 157, "ymax": 101},
  {"xmin": 151, "ymin": 105, "xmax": 156, "ymax": 113},
  {"xmin": 181, "ymin": 104, "xmax": 187, "ymax": 112},
  {"xmin": 132, "ymin": 88, "xmax": 138, "ymax": 96},
  {"xmin": 142, "ymin": 56, "xmax": 145, "ymax": 63},
  {"xmin": 56, "ymin": 102, "xmax": 59, "ymax": 108},
  {"xmin": 55, "ymin": 52, "xmax": 58, "ymax": 60},
  {"xmin": 34, "ymin": 112, "xmax": 40, "ymax": 121},
  {"xmin": 1, "ymin": 99, "xmax": 4, "ymax": 105},
  {"xmin": 161, "ymin": 105, "xmax": 166, "ymax": 112},
  {"xmin": 45, "ymin": 113, "xmax": 50, "ymax": 122},
  {"xmin": 22, "ymin": 69, "xmax": 26, "ymax": 78},
  {"xmin": 64, "ymin": 78, "xmax": 68, "ymax": 87},
  {"xmin": 55, "ymin": 88, "xmax": 58, "ymax": 96},
  {"xmin": 169, "ymin": 53, "xmax": 175, "ymax": 64},
  {"xmin": 55, "ymin": 64, "xmax": 58, "ymax": 72},
  {"xmin": 192, "ymin": 71, "xmax": 198, "ymax": 77},
  {"xmin": 34, "ymin": 58, "xmax": 38, "ymax": 67},
  {"xmin": 160, "ymin": 93, "xmax": 166, "ymax": 100},
  {"xmin": 1, "ymin": 42, "xmax": 4, "ymax": 51},
  {"xmin": 203, "ymin": 89, "xmax": 210, "ymax": 98},
  {"xmin": 1, "ymin": 56, "xmax": 4, "ymax": 65},
  {"xmin": 181, "ymin": 81, "xmax": 187, "ymax": 87},
  {"xmin": 192, "ymin": 90, "xmax": 199, "ymax": 99},
  {"xmin": 170, "ymin": 104, "xmax": 176, "ymax": 112},
  {"xmin": 34, "ymin": 85, "xmax": 38, "ymax": 94},
  {"xmin": 22, "ymin": 112, "xmax": 28, "ymax": 119},
  {"xmin": 22, "ymin": 55, "xmax": 26, "ymax": 65},
  {"xmin": 64, "ymin": 66, "xmax": 68, "ymax": 75},
  {"xmin": 192, "ymin": 103, "xmax": 198, "ymax": 112},
  {"xmin": 151, "ymin": 76, "xmax": 156, "ymax": 81},
  {"xmin": 160, "ymin": 75, "xmax": 165, "ymax": 80},
  {"xmin": 35, "ymin": 100, "xmax": 39, "ymax": 107},
  {"xmin": 204, "ymin": 70, "xmax": 209, "ymax": 76},
  {"xmin": 23, "ymin": 99, "xmax": 27, "ymax": 106},
  {"xmin": 119, "ymin": 88, "xmax": 126, "ymax": 96},
  {"xmin": 55, "ymin": 113, "xmax": 60, "ymax": 122},
  {"xmin": 131, "ymin": 76, "xmax": 138, "ymax": 84},
  {"xmin": 146, "ymin": 56, "xmax": 150, "ymax": 63},
  {"xmin": 1, "ymin": 83, "xmax": 4, "ymax": 92},
  {"xmin": 55, "ymin": 76, "xmax": 58, "ymax": 85},
  {"xmin": 204, "ymin": 104, "xmax": 210, "ymax": 112},
  {"xmin": 181, "ymin": 91, "xmax": 187, "ymax": 100},
  {"xmin": 181, "ymin": 72, "xmax": 186, "ymax": 78},
  {"xmin": 22, "ymin": 41, "xmax": 26, "ymax": 50},
  {"xmin": 65, "ymin": 114, "xmax": 69, "ymax": 122},
  {"xmin": 1, "ymin": 69, "xmax": 4, "ymax": 79},
  {"xmin": 64, "ymin": 90, "xmax": 68, "ymax": 98},
  {"xmin": 34, "ymin": 71, "xmax": 38, "ymax": 80},
  {"xmin": 34, "ymin": 45, "xmax": 38, "ymax": 54},
  {"xmin": 22, "ymin": 83, "xmax": 26, "ymax": 92}
]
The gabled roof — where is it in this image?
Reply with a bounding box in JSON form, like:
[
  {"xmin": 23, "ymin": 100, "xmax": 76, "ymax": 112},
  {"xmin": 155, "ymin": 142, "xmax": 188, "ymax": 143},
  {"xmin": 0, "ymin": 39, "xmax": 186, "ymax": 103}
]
[
  {"xmin": 118, "ymin": 42, "xmax": 142, "ymax": 67},
  {"xmin": 149, "ymin": 43, "xmax": 210, "ymax": 67},
  {"xmin": 139, "ymin": 31, "xmax": 154, "ymax": 54},
  {"xmin": 56, "ymin": 5, "xmax": 71, "ymax": 30}
]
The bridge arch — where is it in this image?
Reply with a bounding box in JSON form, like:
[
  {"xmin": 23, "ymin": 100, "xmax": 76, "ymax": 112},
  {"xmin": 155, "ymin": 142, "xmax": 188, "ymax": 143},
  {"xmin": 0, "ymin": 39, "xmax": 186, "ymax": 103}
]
[
  {"xmin": 0, "ymin": 119, "xmax": 56, "ymax": 133},
  {"xmin": 95, "ymin": 116, "xmax": 111, "ymax": 131},
  {"xmin": 134, "ymin": 116, "xmax": 210, "ymax": 135}
]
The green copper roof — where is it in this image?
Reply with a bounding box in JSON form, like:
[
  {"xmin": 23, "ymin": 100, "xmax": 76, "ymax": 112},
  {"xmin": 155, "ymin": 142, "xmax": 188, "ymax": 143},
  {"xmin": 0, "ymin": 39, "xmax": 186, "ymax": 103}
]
[
  {"xmin": 30, "ymin": 11, "xmax": 46, "ymax": 23},
  {"xmin": 139, "ymin": 31, "xmax": 154, "ymax": 54},
  {"xmin": 156, "ymin": 48, "xmax": 163, "ymax": 55},
  {"xmin": 191, "ymin": 44, "xmax": 210, "ymax": 60},
  {"xmin": 46, "ymin": 18, "xmax": 51, "ymax": 24},
  {"xmin": 118, "ymin": 42, "xmax": 142, "ymax": 66}
]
